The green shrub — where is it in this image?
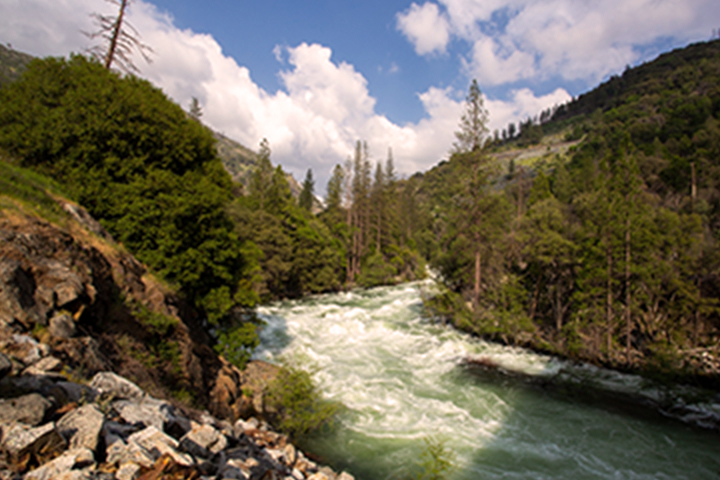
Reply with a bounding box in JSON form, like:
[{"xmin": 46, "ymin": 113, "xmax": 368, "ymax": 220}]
[
  {"xmin": 408, "ymin": 436, "xmax": 456, "ymax": 480},
  {"xmin": 263, "ymin": 365, "xmax": 342, "ymax": 438}
]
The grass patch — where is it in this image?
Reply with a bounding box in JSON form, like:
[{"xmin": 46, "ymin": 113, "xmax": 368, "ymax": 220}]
[{"xmin": 0, "ymin": 155, "xmax": 70, "ymax": 222}]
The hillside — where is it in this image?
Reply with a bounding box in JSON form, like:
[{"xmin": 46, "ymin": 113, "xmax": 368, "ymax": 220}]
[
  {"xmin": 214, "ymin": 131, "xmax": 305, "ymax": 198},
  {"xmin": 551, "ymin": 39, "xmax": 720, "ymax": 124},
  {"xmin": 0, "ymin": 43, "xmax": 32, "ymax": 87},
  {"xmin": 411, "ymin": 39, "xmax": 720, "ymax": 387}
]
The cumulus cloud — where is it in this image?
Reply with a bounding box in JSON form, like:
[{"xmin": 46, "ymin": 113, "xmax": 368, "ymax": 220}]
[
  {"xmin": 396, "ymin": 2, "xmax": 451, "ymax": 55},
  {"xmin": 403, "ymin": 0, "xmax": 720, "ymax": 86},
  {"xmin": 0, "ymin": 0, "xmax": 573, "ymax": 190}
]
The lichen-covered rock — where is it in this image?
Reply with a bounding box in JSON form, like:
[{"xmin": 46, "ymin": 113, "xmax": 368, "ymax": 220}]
[
  {"xmin": 126, "ymin": 426, "xmax": 194, "ymax": 467},
  {"xmin": 23, "ymin": 447, "xmax": 94, "ymax": 480},
  {"xmin": 1, "ymin": 422, "xmax": 66, "ymax": 458},
  {"xmin": 179, "ymin": 423, "xmax": 228, "ymax": 459},
  {"xmin": 111, "ymin": 398, "xmax": 173, "ymax": 431},
  {"xmin": 48, "ymin": 312, "xmax": 76, "ymax": 339},
  {"xmin": 0, "ymin": 393, "xmax": 51, "ymax": 426},
  {"xmin": 23, "ymin": 355, "xmax": 63, "ymax": 376},
  {"xmin": 90, "ymin": 372, "xmax": 146, "ymax": 402},
  {"xmin": 57, "ymin": 404, "xmax": 105, "ymax": 452}
]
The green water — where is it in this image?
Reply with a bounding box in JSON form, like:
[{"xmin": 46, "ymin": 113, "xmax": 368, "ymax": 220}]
[{"xmin": 254, "ymin": 281, "xmax": 720, "ymax": 479}]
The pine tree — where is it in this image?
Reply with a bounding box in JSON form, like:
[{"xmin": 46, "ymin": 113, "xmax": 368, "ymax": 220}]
[
  {"xmin": 299, "ymin": 168, "xmax": 315, "ymax": 212},
  {"xmin": 454, "ymin": 79, "xmax": 488, "ymax": 153},
  {"xmin": 188, "ymin": 97, "xmax": 202, "ymax": 121},
  {"xmin": 249, "ymin": 138, "xmax": 273, "ymax": 210}
]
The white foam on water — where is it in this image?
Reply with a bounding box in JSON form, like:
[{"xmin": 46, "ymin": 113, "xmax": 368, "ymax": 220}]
[{"xmin": 253, "ymin": 280, "xmax": 720, "ymax": 480}]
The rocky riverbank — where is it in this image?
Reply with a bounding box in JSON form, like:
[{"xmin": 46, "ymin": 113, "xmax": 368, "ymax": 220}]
[
  {"xmin": 0, "ymin": 199, "xmax": 352, "ymax": 479},
  {"xmin": 0, "ymin": 355, "xmax": 351, "ymax": 480}
]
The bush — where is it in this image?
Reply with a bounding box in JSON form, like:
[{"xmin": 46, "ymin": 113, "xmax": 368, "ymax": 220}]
[
  {"xmin": 263, "ymin": 365, "xmax": 341, "ymax": 438},
  {"xmin": 408, "ymin": 436, "xmax": 456, "ymax": 480}
]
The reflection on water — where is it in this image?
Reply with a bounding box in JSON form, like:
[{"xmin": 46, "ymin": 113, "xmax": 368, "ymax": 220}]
[{"xmin": 254, "ymin": 281, "xmax": 720, "ymax": 480}]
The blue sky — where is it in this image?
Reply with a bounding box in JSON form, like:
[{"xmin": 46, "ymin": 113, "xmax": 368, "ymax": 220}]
[{"xmin": 2, "ymin": 0, "xmax": 719, "ymax": 190}]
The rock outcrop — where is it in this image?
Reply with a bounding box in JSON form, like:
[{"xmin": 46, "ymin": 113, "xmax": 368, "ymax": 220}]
[
  {"xmin": 0, "ymin": 206, "xmax": 250, "ymax": 420},
  {"xmin": 0, "ymin": 201, "xmax": 349, "ymax": 478}
]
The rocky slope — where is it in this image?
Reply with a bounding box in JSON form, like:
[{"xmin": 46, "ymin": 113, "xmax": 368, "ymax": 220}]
[{"xmin": 0, "ymin": 195, "xmax": 349, "ymax": 479}]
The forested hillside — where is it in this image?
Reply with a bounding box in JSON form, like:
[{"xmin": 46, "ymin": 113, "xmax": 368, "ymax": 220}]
[
  {"xmin": 415, "ymin": 40, "xmax": 720, "ymax": 385},
  {"xmin": 0, "ymin": 53, "xmax": 425, "ymax": 369}
]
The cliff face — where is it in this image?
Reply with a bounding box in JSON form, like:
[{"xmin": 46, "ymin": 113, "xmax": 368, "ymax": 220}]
[{"xmin": 0, "ymin": 200, "xmax": 252, "ymax": 420}]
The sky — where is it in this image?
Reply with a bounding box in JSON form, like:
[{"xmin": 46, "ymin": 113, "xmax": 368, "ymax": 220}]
[{"xmin": 1, "ymin": 0, "xmax": 719, "ymax": 191}]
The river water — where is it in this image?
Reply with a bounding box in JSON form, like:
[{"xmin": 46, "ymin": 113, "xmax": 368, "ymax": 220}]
[{"xmin": 254, "ymin": 281, "xmax": 720, "ymax": 479}]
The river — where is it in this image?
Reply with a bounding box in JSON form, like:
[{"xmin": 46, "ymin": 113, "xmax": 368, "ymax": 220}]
[{"xmin": 254, "ymin": 280, "xmax": 720, "ymax": 479}]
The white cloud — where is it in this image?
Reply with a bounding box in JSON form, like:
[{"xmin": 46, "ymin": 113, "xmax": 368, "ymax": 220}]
[
  {"xmin": 405, "ymin": 0, "xmax": 720, "ymax": 86},
  {"xmin": 396, "ymin": 2, "xmax": 451, "ymax": 55},
  {"xmin": 0, "ymin": 0, "xmax": 579, "ymax": 190},
  {"xmin": 486, "ymin": 87, "xmax": 572, "ymax": 133}
]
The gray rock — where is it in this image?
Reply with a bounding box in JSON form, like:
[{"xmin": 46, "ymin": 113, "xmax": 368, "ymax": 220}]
[
  {"xmin": 89, "ymin": 372, "xmax": 145, "ymax": 401},
  {"xmin": 0, "ymin": 352, "xmax": 11, "ymax": 379},
  {"xmin": 23, "ymin": 356, "xmax": 63, "ymax": 377},
  {"xmin": 112, "ymin": 398, "xmax": 174, "ymax": 430},
  {"xmin": 115, "ymin": 461, "xmax": 142, "ymax": 480},
  {"xmin": 219, "ymin": 458, "xmax": 251, "ymax": 479},
  {"xmin": 23, "ymin": 447, "xmax": 94, "ymax": 480},
  {"xmin": 1, "ymin": 422, "xmax": 66, "ymax": 458},
  {"xmin": 179, "ymin": 424, "xmax": 228, "ymax": 459},
  {"xmin": 127, "ymin": 426, "xmax": 194, "ymax": 467},
  {"xmin": 44, "ymin": 263, "xmax": 85, "ymax": 309},
  {"xmin": 52, "ymin": 381, "xmax": 97, "ymax": 404},
  {"xmin": 57, "ymin": 404, "xmax": 105, "ymax": 452},
  {"xmin": 0, "ymin": 260, "xmax": 44, "ymax": 326},
  {"xmin": 7, "ymin": 334, "xmax": 45, "ymax": 366},
  {"xmin": 0, "ymin": 393, "xmax": 51, "ymax": 426},
  {"xmin": 106, "ymin": 437, "xmax": 159, "ymax": 469},
  {"xmin": 49, "ymin": 312, "xmax": 75, "ymax": 339}
]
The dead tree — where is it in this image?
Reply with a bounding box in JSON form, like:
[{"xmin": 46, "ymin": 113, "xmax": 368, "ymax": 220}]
[{"xmin": 85, "ymin": 0, "xmax": 152, "ymax": 73}]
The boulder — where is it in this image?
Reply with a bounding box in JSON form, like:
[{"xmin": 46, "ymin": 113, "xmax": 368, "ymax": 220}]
[
  {"xmin": 23, "ymin": 447, "xmax": 94, "ymax": 480},
  {"xmin": 106, "ymin": 437, "xmax": 156, "ymax": 469},
  {"xmin": 4, "ymin": 334, "xmax": 47, "ymax": 366},
  {"xmin": 126, "ymin": 426, "xmax": 194, "ymax": 467},
  {"xmin": 23, "ymin": 355, "xmax": 63, "ymax": 375},
  {"xmin": 48, "ymin": 312, "xmax": 75, "ymax": 339},
  {"xmin": 111, "ymin": 398, "xmax": 174, "ymax": 431},
  {"xmin": 179, "ymin": 423, "xmax": 228, "ymax": 459},
  {"xmin": 0, "ymin": 393, "xmax": 51, "ymax": 426},
  {"xmin": 0, "ymin": 259, "xmax": 45, "ymax": 327},
  {"xmin": 57, "ymin": 404, "xmax": 105, "ymax": 452},
  {"xmin": 90, "ymin": 372, "xmax": 145, "ymax": 401},
  {"xmin": 52, "ymin": 381, "xmax": 97, "ymax": 404},
  {"xmin": 44, "ymin": 262, "xmax": 86, "ymax": 310},
  {"xmin": 1, "ymin": 422, "xmax": 66, "ymax": 458}
]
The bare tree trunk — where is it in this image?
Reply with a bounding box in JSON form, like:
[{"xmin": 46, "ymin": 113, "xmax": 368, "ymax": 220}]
[
  {"xmin": 105, "ymin": 0, "xmax": 128, "ymax": 69},
  {"xmin": 606, "ymin": 233, "xmax": 613, "ymax": 359},
  {"xmin": 691, "ymin": 161, "xmax": 697, "ymax": 211},
  {"xmin": 625, "ymin": 207, "xmax": 632, "ymax": 365},
  {"xmin": 474, "ymin": 248, "xmax": 481, "ymax": 307}
]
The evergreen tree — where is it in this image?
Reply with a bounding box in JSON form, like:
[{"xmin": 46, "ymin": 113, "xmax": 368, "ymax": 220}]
[
  {"xmin": 299, "ymin": 168, "xmax": 315, "ymax": 212},
  {"xmin": 454, "ymin": 79, "xmax": 488, "ymax": 153},
  {"xmin": 249, "ymin": 138, "xmax": 273, "ymax": 210}
]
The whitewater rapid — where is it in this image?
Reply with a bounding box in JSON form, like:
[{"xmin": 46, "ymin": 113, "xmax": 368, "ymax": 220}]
[{"xmin": 254, "ymin": 281, "xmax": 720, "ymax": 480}]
